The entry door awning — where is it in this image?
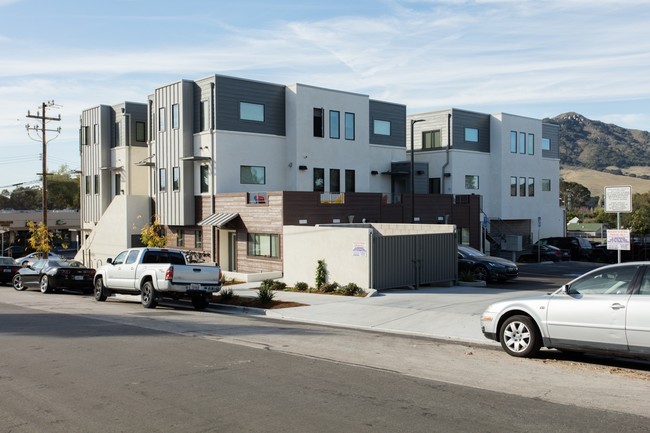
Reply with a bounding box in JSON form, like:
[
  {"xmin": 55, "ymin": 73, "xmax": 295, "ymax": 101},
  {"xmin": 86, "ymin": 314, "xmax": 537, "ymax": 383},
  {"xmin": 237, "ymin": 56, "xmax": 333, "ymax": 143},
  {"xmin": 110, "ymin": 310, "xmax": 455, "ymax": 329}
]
[{"xmin": 197, "ymin": 213, "xmax": 239, "ymax": 227}]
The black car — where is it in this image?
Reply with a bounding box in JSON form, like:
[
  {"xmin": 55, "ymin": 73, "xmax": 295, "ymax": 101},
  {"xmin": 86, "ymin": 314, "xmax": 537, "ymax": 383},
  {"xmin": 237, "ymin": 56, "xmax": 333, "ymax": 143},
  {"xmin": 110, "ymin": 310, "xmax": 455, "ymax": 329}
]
[
  {"xmin": 12, "ymin": 259, "xmax": 96, "ymax": 294},
  {"xmin": 0, "ymin": 256, "xmax": 20, "ymax": 284},
  {"xmin": 458, "ymin": 245, "xmax": 518, "ymax": 282},
  {"xmin": 517, "ymin": 244, "xmax": 569, "ymax": 263},
  {"xmin": 538, "ymin": 237, "xmax": 594, "ymax": 261}
]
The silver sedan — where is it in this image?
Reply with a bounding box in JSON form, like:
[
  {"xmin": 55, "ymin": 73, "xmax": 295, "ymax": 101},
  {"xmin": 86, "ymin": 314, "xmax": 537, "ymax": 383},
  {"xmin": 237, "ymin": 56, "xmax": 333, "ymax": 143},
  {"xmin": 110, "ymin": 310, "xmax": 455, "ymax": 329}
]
[{"xmin": 480, "ymin": 262, "xmax": 650, "ymax": 358}]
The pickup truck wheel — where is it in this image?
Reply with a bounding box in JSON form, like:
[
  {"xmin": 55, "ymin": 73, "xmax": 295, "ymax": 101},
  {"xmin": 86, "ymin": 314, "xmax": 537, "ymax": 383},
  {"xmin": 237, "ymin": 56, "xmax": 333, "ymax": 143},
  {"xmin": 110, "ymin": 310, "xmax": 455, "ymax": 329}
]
[
  {"xmin": 94, "ymin": 277, "xmax": 108, "ymax": 302},
  {"xmin": 191, "ymin": 295, "xmax": 210, "ymax": 310},
  {"xmin": 141, "ymin": 281, "xmax": 158, "ymax": 309},
  {"xmin": 40, "ymin": 276, "xmax": 52, "ymax": 293},
  {"xmin": 12, "ymin": 274, "xmax": 26, "ymax": 291}
]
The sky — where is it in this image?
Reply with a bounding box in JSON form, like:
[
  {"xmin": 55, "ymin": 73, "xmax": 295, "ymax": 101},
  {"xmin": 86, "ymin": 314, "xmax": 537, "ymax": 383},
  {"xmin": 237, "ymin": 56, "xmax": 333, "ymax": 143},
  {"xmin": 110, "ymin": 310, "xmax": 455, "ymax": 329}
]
[{"xmin": 1, "ymin": 0, "xmax": 649, "ymax": 190}]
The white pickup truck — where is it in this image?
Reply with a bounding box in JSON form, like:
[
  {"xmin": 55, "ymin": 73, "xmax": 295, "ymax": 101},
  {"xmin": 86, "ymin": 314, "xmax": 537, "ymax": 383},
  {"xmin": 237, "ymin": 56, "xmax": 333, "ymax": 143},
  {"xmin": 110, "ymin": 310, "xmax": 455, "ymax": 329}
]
[{"xmin": 93, "ymin": 247, "xmax": 222, "ymax": 310}]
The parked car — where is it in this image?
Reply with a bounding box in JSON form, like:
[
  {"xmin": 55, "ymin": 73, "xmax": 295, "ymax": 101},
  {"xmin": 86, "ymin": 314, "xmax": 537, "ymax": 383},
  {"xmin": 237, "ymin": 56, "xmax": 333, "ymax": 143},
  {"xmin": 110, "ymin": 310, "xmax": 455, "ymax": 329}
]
[
  {"xmin": 14, "ymin": 251, "xmax": 62, "ymax": 267},
  {"xmin": 480, "ymin": 262, "xmax": 650, "ymax": 359},
  {"xmin": 517, "ymin": 244, "xmax": 568, "ymax": 263},
  {"xmin": 0, "ymin": 256, "xmax": 21, "ymax": 285},
  {"xmin": 537, "ymin": 237, "xmax": 593, "ymax": 261},
  {"xmin": 457, "ymin": 245, "xmax": 518, "ymax": 282},
  {"xmin": 12, "ymin": 259, "xmax": 96, "ymax": 294}
]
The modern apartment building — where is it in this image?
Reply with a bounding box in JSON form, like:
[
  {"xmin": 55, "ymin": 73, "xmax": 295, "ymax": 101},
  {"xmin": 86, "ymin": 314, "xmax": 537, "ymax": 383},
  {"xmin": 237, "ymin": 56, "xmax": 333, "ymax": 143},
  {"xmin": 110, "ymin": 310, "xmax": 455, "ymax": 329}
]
[{"xmin": 407, "ymin": 108, "xmax": 564, "ymax": 251}]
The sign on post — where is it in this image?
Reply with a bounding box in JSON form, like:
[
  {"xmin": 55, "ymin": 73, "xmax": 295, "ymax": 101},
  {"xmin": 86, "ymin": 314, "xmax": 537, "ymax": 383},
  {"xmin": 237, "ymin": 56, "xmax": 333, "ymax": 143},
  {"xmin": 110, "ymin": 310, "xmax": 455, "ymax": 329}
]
[
  {"xmin": 604, "ymin": 186, "xmax": 632, "ymax": 213},
  {"xmin": 607, "ymin": 229, "xmax": 631, "ymax": 251}
]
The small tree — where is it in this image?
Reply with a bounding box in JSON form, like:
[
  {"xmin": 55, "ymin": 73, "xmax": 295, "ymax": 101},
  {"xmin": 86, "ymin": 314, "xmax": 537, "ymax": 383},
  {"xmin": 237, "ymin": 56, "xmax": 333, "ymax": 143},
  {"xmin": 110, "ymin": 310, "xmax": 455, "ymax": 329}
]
[
  {"xmin": 315, "ymin": 259, "xmax": 328, "ymax": 289},
  {"xmin": 140, "ymin": 218, "xmax": 167, "ymax": 247},
  {"xmin": 26, "ymin": 221, "xmax": 53, "ymax": 256}
]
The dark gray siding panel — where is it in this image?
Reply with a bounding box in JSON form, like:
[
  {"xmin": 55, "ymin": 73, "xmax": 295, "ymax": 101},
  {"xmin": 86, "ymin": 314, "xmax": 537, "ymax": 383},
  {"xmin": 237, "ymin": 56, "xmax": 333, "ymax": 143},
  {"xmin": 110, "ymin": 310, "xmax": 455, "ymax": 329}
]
[
  {"xmin": 369, "ymin": 100, "xmax": 406, "ymax": 147},
  {"xmin": 451, "ymin": 109, "xmax": 490, "ymax": 152},
  {"xmin": 193, "ymin": 80, "xmax": 214, "ymax": 133},
  {"xmin": 542, "ymin": 123, "xmax": 560, "ymax": 159},
  {"xmin": 215, "ymin": 76, "xmax": 286, "ymax": 136}
]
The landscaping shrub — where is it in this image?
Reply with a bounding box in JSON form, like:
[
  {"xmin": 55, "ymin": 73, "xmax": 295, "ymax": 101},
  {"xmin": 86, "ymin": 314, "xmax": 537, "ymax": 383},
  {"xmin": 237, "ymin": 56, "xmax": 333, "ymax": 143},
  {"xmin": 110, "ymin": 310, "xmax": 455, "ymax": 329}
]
[
  {"xmin": 257, "ymin": 285, "xmax": 275, "ymax": 305},
  {"xmin": 315, "ymin": 259, "xmax": 328, "ymax": 288},
  {"xmin": 339, "ymin": 282, "xmax": 362, "ymax": 296},
  {"xmin": 260, "ymin": 279, "xmax": 275, "ymax": 290},
  {"xmin": 271, "ymin": 281, "xmax": 287, "ymax": 291},
  {"xmin": 294, "ymin": 281, "xmax": 308, "ymax": 291},
  {"xmin": 220, "ymin": 287, "xmax": 235, "ymax": 300},
  {"xmin": 319, "ymin": 282, "xmax": 339, "ymax": 293}
]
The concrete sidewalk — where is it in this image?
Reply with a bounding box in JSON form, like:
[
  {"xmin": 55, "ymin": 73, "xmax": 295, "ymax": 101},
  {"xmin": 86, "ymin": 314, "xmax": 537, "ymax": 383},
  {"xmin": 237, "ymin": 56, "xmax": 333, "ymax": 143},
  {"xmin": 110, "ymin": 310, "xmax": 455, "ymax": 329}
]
[{"xmin": 221, "ymin": 283, "xmax": 542, "ymax": 345}]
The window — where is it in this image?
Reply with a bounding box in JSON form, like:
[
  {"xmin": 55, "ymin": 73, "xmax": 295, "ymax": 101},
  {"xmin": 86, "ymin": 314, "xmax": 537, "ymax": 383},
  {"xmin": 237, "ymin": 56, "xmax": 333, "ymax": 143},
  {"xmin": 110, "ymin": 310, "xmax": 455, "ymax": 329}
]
[
  {"xmin": 195, "ymin": 230, "xmax": 203, "ymax": 248},
  {"xmin": 159, "ymin": 168, "xmax": 167, "ymax": 192},
  {"xmin": 94, "ymin": 174, "xmax": 99, "ymax": 194},
  {"xmin": 519, "ymin": 132, "xmax": 526, "ymax": 153},
  {"xmin": 542, "ymin": 179, "xmax": 551, "ymax": 191},
  {"xmin": 464, "ymin": 128, "xmax": 478, "ymax": 142},
  {"xmin": 158, "ymin": 107, "xmax": 166, "ymax": 132},
  {"xmin": 136, "ymin": 121, "xmax": 146, "ymax": 142},
  {"xmin": 248, "ymin": 233, "xmax": 280, "ymax": 258},
  {"xmin": 93, "ymin": 124, "xmax": 98, "ymax": 144},
  {"xmin": 345, "ymin": 112, "xmax": 355, "ymax": 140},
  {"xmin": 313, "ymin": 168, "xmax": 325, "ymax": 192},
  {"xmin": 345, "ymin": 169, "xmax": 356, "ymax": 192},
  {"xmin": 113, "ymin": 122, "xmax": 120, "ymax": 148},
  {"xmin": 329, "ymin": 111, "xmax": 340, "ymax": 139},
  {"xmin": 200, "ymin": 165, "xmax": 209, "ymax": 193},
  {"xmin": 240, "ymin": 102, "xmax": 264, "ymax": 122},
  {"xmin": 171, "ymin": 103, "xmax": 179, "ymax": 129},
  {"xmin": 528, "ymin": 133, "xmax": 534, "ymax": 155},
  {"xmin": 176, "ymin": 229, "xmax": 184, "ymax": 247},
  {"xmin": 429, "ymin": 177, "xmax": 441, "ymax": 194},
  {"xmin": 465, "ymin": 175, "xmax": 479, "ymax": 190},
  {"xmin": 422, "ymin": 130, "xmax": 441, "ymax": 149},
  {"xmin": 114, "ymin": 173, "xmax": 121, "ymax": 195},
  {"xmin": 172, "ymin": 166, "xmax": 180, "ymax": 191},
  {"xmin": 240, "ymin": 166, "xmax": 265, "ymax": 185},
  {"xmin": 85, "ymin": 175, "xmax": 90, "ymax": 195},
  {"xmin": 568, "ymin": 265, "xmax": 639, "ymax": 295},
  {"xmin": 81, "ymin": 126, "xmax": 89, "ymax": 145},
  {"xmin": 373, "ymin": 119, "xmax": 391, "ymax": 136},
  {"xmin": 528, "ymin": 177, "xmax": 535, "ymax": 197},
  {"xmin": 313, "ymin": 108, "xmax": 324, "ymax": 137},
  {"xmin": 519, "ymin": 177, "xmax": 526, "ymax": 196},
  {"xmin": 510, "ymin": 177, "xmax": 517, "ymax": 196},
  {"xmin": 330, "ymin": 169, "xmax": 340, "ymax": 193},
  {"xmin": 542, "ymin": 138, "xmax": 551, "ymax": 151},
  {"xmin": 125, "ymin": 250, "xmax": 139, "ymax": 265},
  {"xmin": 510, "ymin": 131, "xmax": 517, "ymax": 153},
  {"xmin": 200, "ymin": 100, "xmax": 209, "ymax": 131}
]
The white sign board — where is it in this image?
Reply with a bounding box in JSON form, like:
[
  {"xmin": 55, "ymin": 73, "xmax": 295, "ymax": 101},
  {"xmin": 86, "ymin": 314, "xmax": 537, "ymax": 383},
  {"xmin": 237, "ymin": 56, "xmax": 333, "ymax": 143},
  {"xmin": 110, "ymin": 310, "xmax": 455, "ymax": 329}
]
[
  {"xmin": 607, "ymin": 229, "xmax": 631, "ymax": 251},
  {"xmin": 604, "ymin": 185, "xmax": 632, "ymax": 213}
]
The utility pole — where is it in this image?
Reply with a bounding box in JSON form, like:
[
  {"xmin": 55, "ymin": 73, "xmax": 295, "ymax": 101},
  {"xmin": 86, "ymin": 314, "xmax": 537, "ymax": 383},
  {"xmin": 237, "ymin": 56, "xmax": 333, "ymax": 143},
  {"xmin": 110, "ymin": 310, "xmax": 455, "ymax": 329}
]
[{"xmin": 25, "ymin": 101, "xmax": 61, "ymax": 232}]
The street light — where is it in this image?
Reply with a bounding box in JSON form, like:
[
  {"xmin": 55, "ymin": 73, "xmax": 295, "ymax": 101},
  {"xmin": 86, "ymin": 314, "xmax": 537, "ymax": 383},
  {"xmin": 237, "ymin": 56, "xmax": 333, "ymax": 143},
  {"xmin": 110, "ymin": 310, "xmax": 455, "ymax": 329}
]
[
  {"xmin": 410, "ymin": 118, "xmax": 425, "ymax": 290},
  {"xmin": 410, "ymin": 118, "xmax": 425, "ymax": 223}
]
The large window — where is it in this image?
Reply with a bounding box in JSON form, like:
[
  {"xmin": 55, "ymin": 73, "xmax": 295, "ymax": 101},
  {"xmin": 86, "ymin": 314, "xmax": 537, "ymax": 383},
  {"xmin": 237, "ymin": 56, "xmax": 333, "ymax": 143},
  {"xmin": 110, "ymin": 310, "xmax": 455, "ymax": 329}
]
[
  {"xmin": 240, "ymin": 165, "xmax": 265, "ymax": 184},
  {"xmin": 81, "ymin": 126, "xmax": 89, "ymax": 145},
  {"xmin": 528, "ymin": 177, "xmax": 535, "ymax": 197},
  {"xmin": 465, "ymin": 175, "xmax": 479, "ymax": 190},
  {"xmin": 519, "ymin": 177, "xmax": 526, "ymax": 196},
  {"xmin": 422, "ymin": 130, "xmax": 441, "ymax": 149},
  {"xmin": 176, "ymin": 229, "xmax": 184, "ymax": 247},
  {"xmin": 330, "ymin": 169, "xmax": 340, "ymax": 193},
  {"xmin": 373, "ymin": 119, "xmax": 391, "ymax": 136},
  {"xmin": 171, "ymin": 103, "xmax": 179, "ymax": 129},
  {"xmin": 519, "ymin": 132, "xmax": 526, "ymax": 153},
  {"xmin": 542, "ymin": 138, "xmax": 551, "ymax": 151},
  {"xmin": 345, "ymin": 169, "xmax": 356, "ymax": 192},
  {"xmin": 510, "ymin": 176, "xmax": 517, "ymax": 196},
  {"xmin": 85, "ymin": 176, "xmax": 90, "ymax": 195},
  {"xmin": 527, "ymin": 133, "xmax": 534, "ymax": 155},
  {"xmin": 248, "ymin": 233, "xmax": 279, "ymax": 258},
  {"xmin": 345, "ymin": 112, "xmax": 355, "ymax": 140},
  {"xmin": 313, "ymin": 168, "xmax": 325, "ymax": 192},
  {"xmin": 200, "ymin": 164, "xmax": 209, "ymax": 193},
  {"xmin": 159, "ymin": 168, "xmax": 167, "ymax": 192},
  {"xmin": 510, "ymin": 131, "xmax": 517, "ymax": 153},
  {"xmin": 542, "ymin": 178, "xmax": 551, "ymax": 191},
  {"xmin": 172, "ymin": 166, "xmax": 180, "ymax": 191},
  {"xmin": 195, "ymin": 230, "xmax": 203, "ymax": 248},
  {"xmin": 113, "ymin": 122, "xmax": 120, "ymax": 148},
  {"xmin": 94, "ymin": 174, "xmax": 99, "ymax": 194},
  {"xmin": 329, "ymin": 110, "xmax": 340, "ymax": 139},
  {"xmin": 240, "ymin": 102, "xmax": 264, "ymax": 122},
  {"xmin": 93, "ymin": 124, "xmax": 98, "ymax": 144},
  {"xmin": 429, "ymin": 177, "xmax": 441, "ymax": 194},
  {"xmin": 464, "ymin": 128, "xmax": 478, "ymax": 142},
  {"xmin": 136, "ymin": 121, "xmax": 146, "ymax": 142},
  {"xmin": 158, "ymin": 107, "xmax": 166, "ymax": 132},
  {"xmin": 313, "ymin": 108, "xmax": 324, "ymax": 137}
]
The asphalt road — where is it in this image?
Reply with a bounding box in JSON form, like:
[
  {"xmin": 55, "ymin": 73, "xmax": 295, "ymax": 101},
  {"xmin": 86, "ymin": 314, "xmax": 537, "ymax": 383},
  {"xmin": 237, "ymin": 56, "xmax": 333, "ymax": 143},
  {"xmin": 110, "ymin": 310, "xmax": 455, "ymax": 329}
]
[{"xmin": 1, "ymin": 282, "xmax": 649, "ymax": 432}]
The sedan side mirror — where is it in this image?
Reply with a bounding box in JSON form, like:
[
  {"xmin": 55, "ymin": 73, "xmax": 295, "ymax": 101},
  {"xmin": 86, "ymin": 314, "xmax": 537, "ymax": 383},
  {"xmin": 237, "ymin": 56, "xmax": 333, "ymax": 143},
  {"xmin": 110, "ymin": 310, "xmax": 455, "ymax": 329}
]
[{"xmin": 106, "ymin": 258, "xmax": 113, "ymax": 264}]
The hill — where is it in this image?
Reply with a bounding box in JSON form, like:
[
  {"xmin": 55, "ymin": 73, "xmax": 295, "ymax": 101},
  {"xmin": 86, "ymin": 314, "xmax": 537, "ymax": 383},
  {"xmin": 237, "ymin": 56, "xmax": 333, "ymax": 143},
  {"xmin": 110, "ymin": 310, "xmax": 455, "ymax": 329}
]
[{"xmin": 548, "ymin": 112, "xmax": 650, "ymax": 196}]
